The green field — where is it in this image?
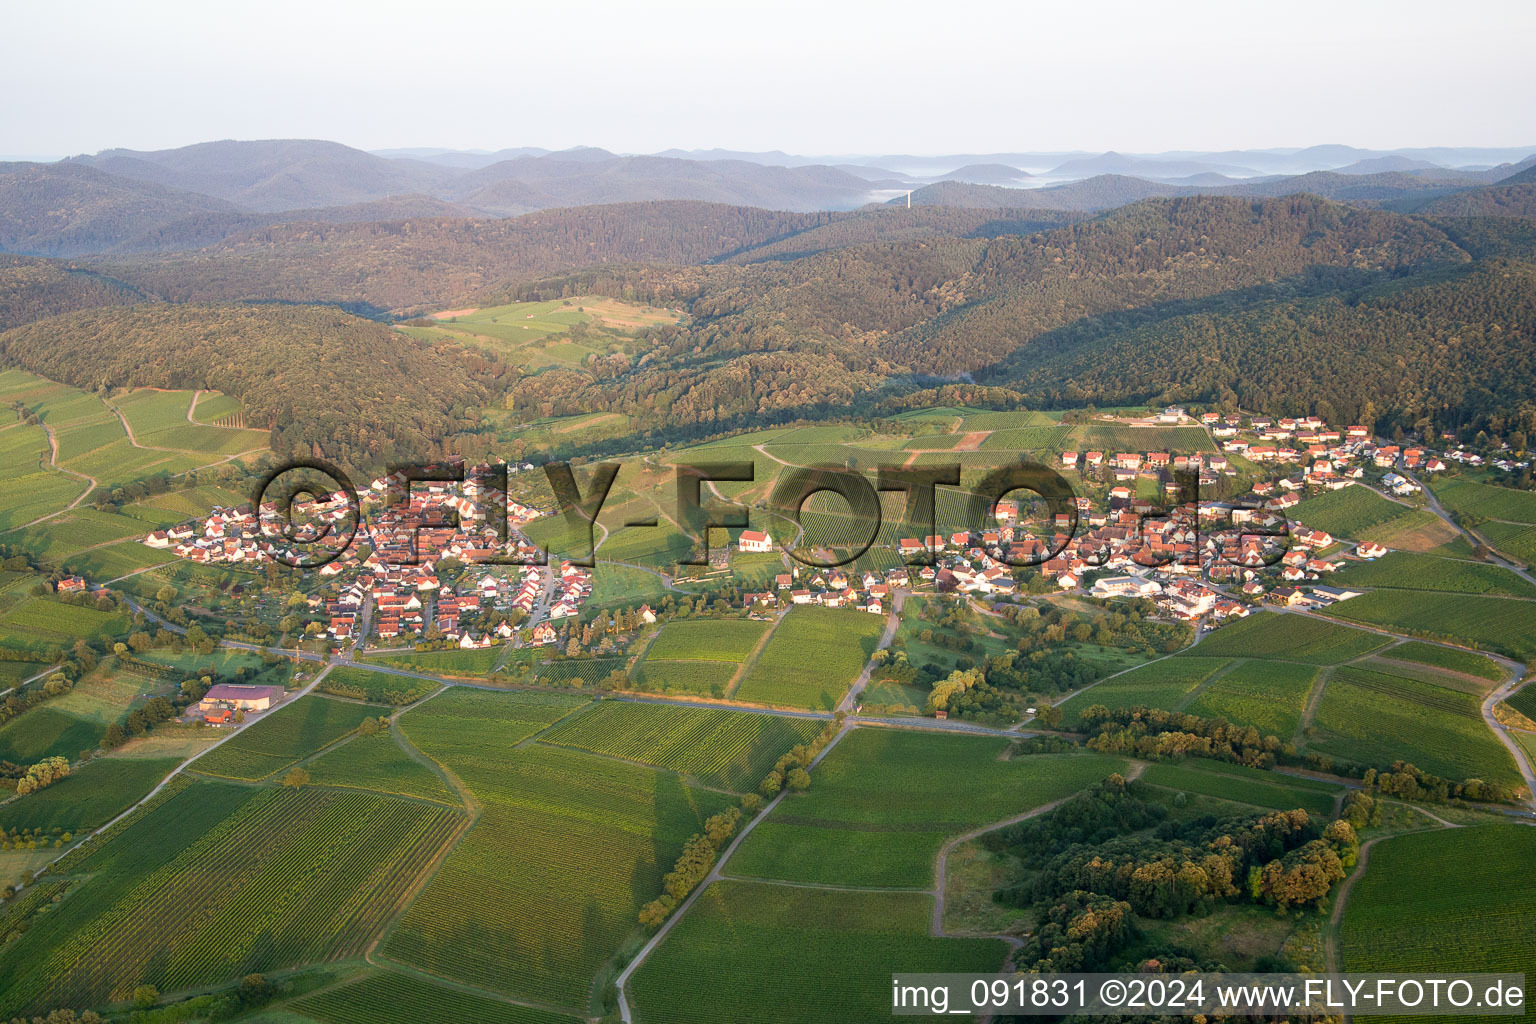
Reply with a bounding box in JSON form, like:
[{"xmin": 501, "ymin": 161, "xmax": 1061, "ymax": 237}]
[
  {"xmin": 305, "ymin": 731, "xmax": 456, "ymax": 805},
  {"xmin": 0, "ymin": 596, "xmax": 132, "ymax": 656},
  {"xmin": 1323, "ymin": 590, "xmax": 1536, "ymax": 661},
  {"xmin": 1058, "ymin": 656, "xmax": 1230, "ymax": 725},
  {"xmin": 1331, "ymin": 551, "xmax": 1536, "ymax": 597},
  {"xmin": 363, "ymin": 646, "xmax": 502, "ymax": 676},
  {"xmin": 192, "ymin": 695, "xmax": 375, "ymax": 781},
  {"xmin": 1140, "ymin": 758, "xmax": 1341, "ymax": 815},
  {"xmin": 1434, "ymin": 478, "xmax": 1536, "ymax": 524},
  {"xmin": 1505, "ymin": 682, "xmax": 1536, "ymax": 722},
  {"xmin": 628, "ymin": 881, "xmax": 1007, "ymax": 1024},
  {"xmin": 320, "ymin": 665, "xmax": 439, "ymax": 705},
  {"xmin": 0, "ymin": 756, "xmax": 180, "ymax": 833},
  {"xmin": 1290, "ymin": 486, "xmax": 1415, "ymax": 539},
  {"xmin": 537, "ymin": 700, "xmax": 824, "ymax": 791},
  {"xmin": 388, "ymin": 687, "xmax": 735, "ymax": 1012},
  {"xmin": 1343, "ymin": 825, "xmax": 1536, "ymax": 987},
  {"xmin": 730, "ymin": 729, "xmax": 1125, "ymax": 888},
  {"xmin": 1379, "ymin": 641, "xmax": 1506, "ymax": 681},
  {"xmin": 644, "ymin": 618, "xmax": 768, "ymax": 661},
  {"xmin": 734, "ymin": 607, "xmax": 886, "ymax": 710},
  {"xmin": 1478, "ymin": 520, "xmax": 1536, "ymax": 565},
  {"xmin": 1185, "ymin": 659, "xmax": 1318, "ymax": 737},
  {"xmin": 632, "ymin": 658, "xmax": 738, "ymax": 696},
  {"xmin": 1194, "ymin": 611, "xmax": 1389, "ymax": 664},
  {"xmin": 0, "ymin": 704, "xmax": 117, "ymax": 765},
  {"xmin": 291, "ymin": 970, "xmax": 581, "ymax": 1024},
  {"xmin": 1309, "ymin": 666, "xmax": 1519, "ymax": 784},
  {"xmin": 0, "ymin": 779, "xmax": 463, "ymax": 1017}
]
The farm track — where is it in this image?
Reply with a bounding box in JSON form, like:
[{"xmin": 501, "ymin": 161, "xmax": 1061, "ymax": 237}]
[
  {"xmin": 613, "ymin": 720, "xmax": 856, "ymax": 1024},
  {"xmin": 22, "ymin": 663, "xmax": 335, "ymax": 887},
  {"xmin": 1, "ymin": 423, "xmax": 97, "ymax": 534}
]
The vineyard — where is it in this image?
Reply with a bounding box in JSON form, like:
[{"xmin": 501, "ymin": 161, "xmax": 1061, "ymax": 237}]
[
  {"xmin": 1378, "ymin": 641, "xmax": 1505, "ymax": 681},
  {"xmin": 1478, "ymin": 521, "xmax": 1536, "ymax": 566},
  {"xmin": 628, "ymin": 881, "xmax": 1008, "ymax": 1024},
  {"xmin": 1140, "ymin": 759, "xmax": 1340, "ymax": 815},
  {"xmin": 0, "ymin": 756, "xmax": 180, "ymax": 833},
  {"xmin": 1309, "ymin": 666, "xmax": 1520, "ymax": 784},
  {"xmin": 734, "ymin": 607, "xmax": 885, "ymax": 710},
  {"xmin": 320, "ymin": 665, "xmax": 438, "ymax": 705},
  {"xmin": 1058, "ymin": 656, "xmax": 1230, "ymax": 725},
  {"xmin": 0, "ymin": 781, "xmax": 464, "ymax": 1017},
  {"xmin": 0, "ymin": 597, "xmax": 132, "ymax": 656},
  {"xmin": 1185, "ymin": 660, "xmax": 1318, "ymax": 737},
  {"xmin": 1506, "ymin": 681, "xmax": 1536, "ymax": 722},
  {"xmin": 1330, "ymin": 551, "xmax": 1536, "ymax": 597},
  {"xmin": 643, "ymin": 618, "xmax": 769, "ymax": 661},
  {"xmin": 292, "ymin": 970, "xmax": 581, "ymax": 1024},
  {"xmin": 1323, "ymin": 590, "xmax": 1536, "ymax": 661},
  {"xmin": 537, "ymin": 700, "xmax": 824, "ymax": 791},
  {"xmin": 384, "ymin": 734, "xmax": 733, "ymax": 1011},
  {"xmin": 191, "ymin": 695, "xmax": 375, "ymax": 781},
  {"xmin": 1193, "ymin": 611, "xmax": 1388, "ymax": 664},
  {"xmin": 1433, "ymin": 479, "xmax": 1536, "ymax": 524},
  {"xmin": 305, "ymin": 732, "xmax": 457, "ymax": 805},
  {"xmin": 730, "ymin": 729, "xmax": 1125, "ymax": 888},
  {"xmin": 1343, "ymin": 825, "xmax": 1536, "ymax": 977},
  {"xmin": 632, "ymin": 658, "xmax": 737, "ymax": 696},
  {"xmin": 534, "ymin": 655, "xmax": 627, "ymax": 686},
  {"xmin": 1288, "ymin": 485, "xmax": 1411, "ymax": 539},
  {"xmin": 364, "ymin": 646, "xmax": 503, "ymax": 676}
]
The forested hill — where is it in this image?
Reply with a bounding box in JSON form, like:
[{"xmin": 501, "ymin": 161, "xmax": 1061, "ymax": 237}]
[
  {"xmin": 0, "ymin": 255, "xmax": 142, "ymax": 331},
  {"xmin": 0, "ymin": 304, "xmax": 494, "ymax": 468},
  {"xmin": 477, "ymin": 196, "xmax": 1534, "ymax": 440},
  {"xmin": 991, "ymin": 257, "xmax": 1536, "ymax": 432},
  {"xmin": 91, "ymin": 203, "xmax": 849, "ymax": 314}
]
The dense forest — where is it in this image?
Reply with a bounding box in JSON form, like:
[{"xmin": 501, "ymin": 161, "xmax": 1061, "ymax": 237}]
[
  {"xmin": 3, "ymin": 191, "xmax": 1535, "ymax": 468},
  {"xmin": 0, "ymin": 255, "xmax": 141, "ymax": 330},
  {"xmin": 91, "ymin": 203, "xmax": 850, "ymax": 314},
  {"xmin": 459, "ymin": 195, "xmax": 1534, "ymax": 440}
]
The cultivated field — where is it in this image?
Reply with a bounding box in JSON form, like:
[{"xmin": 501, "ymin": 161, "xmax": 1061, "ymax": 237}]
[
  {"xmin": 628, "ymin": 881, "xmax": 1007, "ymax": 1023},
  {"xmin": 537, "ymin": 700, "xmax": 823, "ymax": 791},
  {"xmin": 730, "ymin": 729, "xmax": 1126, "ymax": 888},
  {"xmin": 1343, "ymin": 825, "xmax": 1536, "ymax": 979},
  {"xmin": 388, "ymin": 688, "xmax": 734, "ymax": 1013},
  {"xmin": 1185, "ymin": 659, "xmax": 1318, "ymax": 737},
  {"xmin": 306, "ymin": 731, "xmax": 457, "ymax": 805},
  {"xmin": 320, "ymin": 665, "xmax": 439, "ymax": 705},
  {"xmin": 1330, "ymin": 551, "xmax": 1536, "ymax": 597},
  {"xmin": 1058, "ymin": 656, "xmax": 1230, "ymax": 725},
  {"xmin": 734, "ymin": 607, "xmax": 885, "ymax": 709},
  {"xmin": 1309, "ymin": 666, "xmax": 1520, "ymax": 784},
  {"xmin": 1193, "ymin": 611, "xmax": 1389, "ymax": 664},
  {"xmin": 293, "ymin": 970, "xmax": 581, "ymax": 1024},
  {"xmin": 1323, "ymin": 590, "xmax": 1536, "ymax": 661},
  {"xmin": 1140, "ymin": 758, "xmax": 1340, "ymax": 815},
  {"xmin": 191, "ymin": 695, "xmax": 375, "ymax": 781},
  {"xmin": 0, "ymin": 755, "xmax": 181, "ymax": 833},
  {"xmin": 0, "ymin": 779, "xmax": 464, "ymax": 1017}
]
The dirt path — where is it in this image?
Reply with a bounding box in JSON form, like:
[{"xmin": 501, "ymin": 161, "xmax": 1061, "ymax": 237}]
[
  {"xmin": 725, "ymin": 605, "xmax": 790, "ymax": 697},
  {"xmin": 930, "ymin": 762, "xmax": 1147, "ymax": 955},
  {"xmin": 837, "ymin": 589, "xmax": 906, "ymax": 712},
  {"xmin": 24, "ymin": 664, "xmax": 334, "ymax": 886},
  {"xmin": 613, "ymin": 721, "xmax": 855, "ymax": 1023},
  {"xmin": 0, "ymin": 422, "xmax": 97, "ymax": 533},
  {"xmin": 1295, "ymin": 666, "xmax": 1334, "ymax": 744}
]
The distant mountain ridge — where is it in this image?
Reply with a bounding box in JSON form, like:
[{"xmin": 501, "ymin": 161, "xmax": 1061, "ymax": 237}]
[{"xmin": 1, "ymin": 139, "xmax": 1533, "ymax": 257}]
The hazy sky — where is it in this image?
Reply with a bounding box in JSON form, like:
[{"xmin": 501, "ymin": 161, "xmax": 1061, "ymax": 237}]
[{"xmin": 5, "ymin": 0, "xmax": 1534, "ymax": 159}]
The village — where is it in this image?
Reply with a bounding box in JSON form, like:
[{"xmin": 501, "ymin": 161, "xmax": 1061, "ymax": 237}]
[{"xmin": 125, "ymin": 406, "xmax": 1524, "ymax": 669}]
